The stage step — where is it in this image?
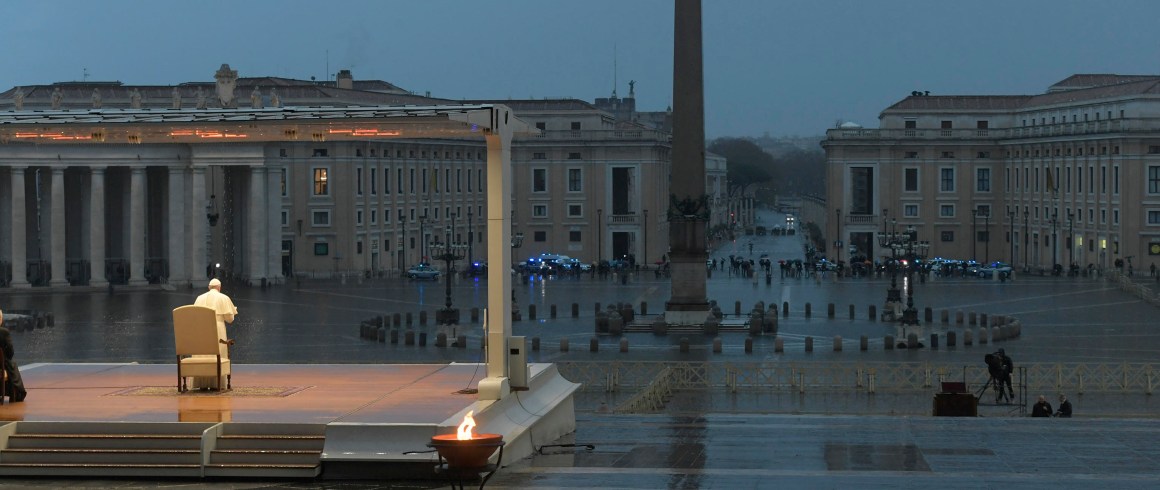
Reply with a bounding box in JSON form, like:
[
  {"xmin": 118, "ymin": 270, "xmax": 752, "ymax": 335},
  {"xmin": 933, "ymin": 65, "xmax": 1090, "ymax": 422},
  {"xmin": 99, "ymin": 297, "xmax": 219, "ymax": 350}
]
[
  {"xmin": 0, "ymin": 448, "xmax": 200, "ymax": 465},
  {"xmin": 0, "ymin": 463, "xmax": 202, "ymax": 478},
  {"xmin": 203, "ymin": 423, "xmax": 324, "ymax": 478}
]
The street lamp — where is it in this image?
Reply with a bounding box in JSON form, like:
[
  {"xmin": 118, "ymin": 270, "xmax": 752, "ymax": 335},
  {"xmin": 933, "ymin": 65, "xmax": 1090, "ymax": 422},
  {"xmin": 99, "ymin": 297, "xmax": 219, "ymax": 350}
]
[
  {"xmin": 877, "ymin": 222, "xmax": 924, "ymax": 325},
  {"xmin": 985, "ymin": 211, "xmax": 990, "ymax": 264},
  {"xmin": 1008, "ymin": 210, "xmax": 1015, "ymax": 271},
  {"xmin": 420, "ymin": 212, "xmax": 432, "ymax": 264},
  {"xmin": 1023, "ymin": 210, "xmax": 1029, "ymax": 271},
  {"xmin": 466, "ymin": 208, "xmax": 473, "ymax": 268},
  {"xmin": 511, "ymin": 231, "xmax": 525, "ymax": 320},
  {"xmin": 431, "ymin": 224, "xmax": 467, "ymax": 325},
  {"xmin": 835, "ymin": 208, "xmax": 842, "ymax": 266},
  {"xmin": 1051, "ymin": 209, "xmax": 1058, "ymax": 271},
  {"xmin": 642, "ymin": 209, "xmax": 648, "ymax": 267},
  {"xmin": 597, "ymin": 209, "xmax": 603, "ymax": 263},
  {"xmin": 971, "ymin": 209, "xmax": 978, "ymax": 261},
  {"xmin": 1068, "ymin": 211, "xmax": 1075, "ymax": 270}
]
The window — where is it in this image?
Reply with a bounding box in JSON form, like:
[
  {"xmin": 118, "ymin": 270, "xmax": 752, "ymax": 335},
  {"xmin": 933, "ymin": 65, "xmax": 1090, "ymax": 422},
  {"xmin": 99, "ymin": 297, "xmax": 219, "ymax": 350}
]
[
  {"xmin": 1114, "ymin": 166, "xmax": 1119, "ymax": 194},
  {"xmin": 535, "ymin": 122, "xmax": 546, "ymax": 130},
  {"xmin": 569, "ymin": 231, "xmax": 582, "ymax": 242},
  {"xmin": 1150, "ymin": 167, "xmax": 1160, "ymax": 194},
  {"xmin": 903, "ymin": 204, "xmax": 918, "ymax": 217},
  {"xmin": 940, "ymin": 168, "xmax": 954, "ymax": 192},
  {"xmin": 370, "ymin": 209, "xmax": 377, "ymax": 224},
  {"xmin": 904, "ymin": 120, "xmax": 916, "ymax": 129},
  {"xmin": 279, "ymin": 148, "xmax": 288, "ymax": 158},
  {"xmin": 280, "ymin": 168, "xmax": 288, "ymax": 196},
  {"xmin": 384, "ymin": 169, "xmax": 390, "ymax": 194},
  {"xmin": 311, "ymin": 210, "xmax": 330, "ymax": 226},
  {"xmin": 534, "ymin": 231, "xmax": 547, "ymax": 242},
  {"xmin": 445, "ymin": 168, "xmax": 451, "ymax": 192},
  {"xmin": 940, "ymin": 204, "xmax": 954, "ymax": 217},
  {"xmin": 1113, "ymin": 209, "xmax": 1119, "ymax": 224},
  {"xmin": 312, "ymin": 168, "xmax": 329, "ymax": 195},
  {"xmin": 905, "ymin": 151, "xmax": 918, "ymax": 159},
  {"xmin": 533, "ymin": 168, "xmax": 547, "ymax": 192},
  {"xmin": 356, "ymin": 241, "xmax": 363, "ymax": 255},
  {"xmin": 370, "ymin": 168, "xmax": 377, "ymax": 195},
  {"xmin": 533, "ymin": 205, "xmax": 547, "ymax": 217},
  {"xmin": 976, "ymin": 168, "xmax": 991, "ymax": 192},
  {"xmin": 941, "ymin": 231, "xmax": 954, "ymax": 242},
  {"xmin": 356, "ymin": 210, "xmax": 363, "ymax": 225},
  {"xmin": 280, "ymin": 210, "xmax": 288, "ymax": 226},
  {"xmin": 570, "ymin": 122, "xmax": 581, "ymax": 130},
  {"xmin": 568, "ymin": 204, "xmax": 582, "ymax": 217},
  {"xmin": 941, "ymin": 120, "xmax": 952, "ymax": 129},
  {"xmin": 457, "ymin": 169, "xmax": 462, "ymax": 192},
  {"xmin": 397, "ymin": 168, "xmax": 403, "ymax": 193},
  {"xmin": 941, "ymin": 151, "xmax": 955, "ymax": 159},
  {"xmin": 568, "ymin": 152, "xmax": 582, "ymax": 160},
  {"xmin": 904, "ymin": 168, "xmax": 918, "ymax": 192},
  {"xmin": 977, "ymin": 120, "xmax": 989, "ymax": 129},
  {"xmin": 976, "ymin": 151, "xmax": 990, "ymax": 158},
  {"xmin": 313, "ymin": 242, "xmax": 329, "ymax": 256},
  {"xmin": 1148, "ymin": 210, "xmax": 1160, "ymax": 224},
  {"xmin": 976, "ymin": 205, "xmax": 991, "ymax": 217},
  {"xmin": 356, "ymin": 168, "xmax": 363, "ymax": 195},
  {"xmin": 533, "ymin": 152, "xmax": 546, "ymax": 160},
  {"xmin": 568, "ymin": 168, "xmax": 582, "ymax": 192},
  {"xmin": 312, "ymin": 148, "xmax": 328, "ymax": 157}
]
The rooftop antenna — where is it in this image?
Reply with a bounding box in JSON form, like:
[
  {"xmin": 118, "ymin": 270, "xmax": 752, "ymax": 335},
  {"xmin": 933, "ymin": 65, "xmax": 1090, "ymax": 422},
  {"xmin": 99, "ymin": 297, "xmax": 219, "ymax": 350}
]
[
  {"xmin": 612, "ymin": 44, "xmax": 618, "ymax": 99},
  {"xmin": 82, "ymin": 68, "xmax": 89, "ymax": 82}
]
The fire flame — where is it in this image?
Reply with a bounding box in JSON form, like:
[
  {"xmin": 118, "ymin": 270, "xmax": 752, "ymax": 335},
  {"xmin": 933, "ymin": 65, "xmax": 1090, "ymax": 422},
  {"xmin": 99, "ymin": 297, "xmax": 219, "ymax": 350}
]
[{"xmin": 456, "ymin": 410, "xmax": 476, "ymax": 440}]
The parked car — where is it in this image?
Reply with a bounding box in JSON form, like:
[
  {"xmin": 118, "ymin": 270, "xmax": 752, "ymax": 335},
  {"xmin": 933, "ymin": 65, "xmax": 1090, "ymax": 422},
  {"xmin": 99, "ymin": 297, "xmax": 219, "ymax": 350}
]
[
  {"xmin": 465, "ymin": 261, "xmax": 487, "ymax": 277},
  {"xmin": 977, "ymin": 261, "xmax": 1013, "ymax": 279},
  {"xmin": 406, "ymin": 263, "xmax": 441, "ymax": 280}
]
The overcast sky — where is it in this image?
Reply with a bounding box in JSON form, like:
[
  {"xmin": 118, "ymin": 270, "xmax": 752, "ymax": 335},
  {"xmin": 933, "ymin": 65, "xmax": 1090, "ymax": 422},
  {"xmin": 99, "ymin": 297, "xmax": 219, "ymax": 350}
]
[{"xmin": 3, "ymin": 0, "xmax": 1158, "ymax": 138}]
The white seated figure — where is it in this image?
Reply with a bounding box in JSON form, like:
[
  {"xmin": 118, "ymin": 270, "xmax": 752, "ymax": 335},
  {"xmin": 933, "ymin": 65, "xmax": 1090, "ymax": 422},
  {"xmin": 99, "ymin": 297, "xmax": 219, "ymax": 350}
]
[{"xmin": 191, "ymin": 278, "xmax": 237, "ymax": 389}]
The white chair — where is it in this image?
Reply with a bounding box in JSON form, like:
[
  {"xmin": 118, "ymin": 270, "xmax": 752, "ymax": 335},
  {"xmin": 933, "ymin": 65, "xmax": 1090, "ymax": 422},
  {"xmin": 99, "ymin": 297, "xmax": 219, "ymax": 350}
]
[{"xmin": 172, "ymin": 305, "xmax": 231, "ymax": 392}]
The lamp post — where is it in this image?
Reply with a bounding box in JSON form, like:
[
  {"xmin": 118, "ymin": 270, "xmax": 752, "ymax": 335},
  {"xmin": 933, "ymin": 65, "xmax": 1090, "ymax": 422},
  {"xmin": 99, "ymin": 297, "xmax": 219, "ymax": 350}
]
[
  {"xmin": 597, "ymin": 209, "xmax": 603, "ymax": 263},
  {"xmin": 466, "ymin": 208, "xmax": 473, "ymax": 268},
  {"xmin": 877, "ymin": 223, "xmax": 924, "ymax": 325},
  {"xmin": 985, "ymin": 211, "xmax": 990, "ymax": 264},
  {"xmin": 399, "ymin": 210, "xmax": 407, "ymax": 270},
  {"xmin": 510, "ymin": 231, "xmax": 524, "ymax": 320},
  {"xmin": 1068, "ymin": 211, "xmax": 1075, "ymax": 269},
  {"xmin": 642, "ymin": 209, "xmax": 648, "ymax": 267},
  {"xmin": 835, "ymin": 208, "xmax": 842, "ymax": 265},
  {"xmin": 431, "ymin": 224, "xmax": 467, "ymax": 325},
  {"xmin": 1023, "ymin": 210, "xmax": 1029, "ymax": 271},
  {"xmin": 971, "ymin": 209, "xmax": 978, "ymax": 261},
  {"xmin": 1008, "ymin": 210, "xmax": 1015, "ymax": 270},
  {"xmin": 420, "ymin": 212, "xmax": 431, "ymax": 264},
  {"xmin": 1051, "ymin": 209, "xmax": 1058, "ymax": 271}
]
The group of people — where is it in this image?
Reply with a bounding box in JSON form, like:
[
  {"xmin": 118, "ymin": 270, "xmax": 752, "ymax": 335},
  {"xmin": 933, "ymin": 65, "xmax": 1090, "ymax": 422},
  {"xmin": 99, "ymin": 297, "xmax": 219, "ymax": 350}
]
[
  {"xmin": 1, "ymin": 308, "xmax": 28, "ymax": 402},
  {"xmin": 1032, "ymin": 394, "xmax": 1073, "ymax": 418}
]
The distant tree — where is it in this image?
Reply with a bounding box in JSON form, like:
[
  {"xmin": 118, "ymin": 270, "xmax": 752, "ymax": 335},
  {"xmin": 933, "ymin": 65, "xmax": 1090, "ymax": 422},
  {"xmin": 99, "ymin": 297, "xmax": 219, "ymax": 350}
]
[
  {"xmin": 707, "ymin": 138, "xmax": 775, "ymax": 198},
  {"xmin": 770, "ymin": 148, "xmax": 826, "ymax": 196}
]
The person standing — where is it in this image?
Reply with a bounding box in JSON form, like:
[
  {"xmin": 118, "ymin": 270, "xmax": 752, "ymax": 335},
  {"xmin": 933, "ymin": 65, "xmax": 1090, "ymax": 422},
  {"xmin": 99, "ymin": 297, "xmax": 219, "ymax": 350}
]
[
  {"xmin": 1032, "ymin": 395, "xmax": 1053, "ymax": 417},
  {"xmin": 192, "ymin": 279, "xmax": 237, "ymax": 389},
  {"xmin": 1054, "ymin": 394, "xmax": 1073, "ymax": 418},
  {"xmin": 997, "ymin": 348, "xmax": 1015, "ymax": 400},
  {"xmin": 0, "ymin": 309, "xmax": 28, "ymax": 402}
]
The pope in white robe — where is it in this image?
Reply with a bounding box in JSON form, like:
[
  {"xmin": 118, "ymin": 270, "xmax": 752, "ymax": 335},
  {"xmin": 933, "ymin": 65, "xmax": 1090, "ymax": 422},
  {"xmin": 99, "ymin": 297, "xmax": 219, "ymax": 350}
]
[{"xmin": 192, "ymin": 278, "xmax": 237, "ymax": 389}]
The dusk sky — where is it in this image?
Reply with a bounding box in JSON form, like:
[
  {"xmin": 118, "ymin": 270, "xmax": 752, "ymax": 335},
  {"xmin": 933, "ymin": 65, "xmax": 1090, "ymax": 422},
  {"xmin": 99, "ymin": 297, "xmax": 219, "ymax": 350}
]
[{"xmin": 3, "ymin": 0, "xmax": 1158, "ymax": 138}]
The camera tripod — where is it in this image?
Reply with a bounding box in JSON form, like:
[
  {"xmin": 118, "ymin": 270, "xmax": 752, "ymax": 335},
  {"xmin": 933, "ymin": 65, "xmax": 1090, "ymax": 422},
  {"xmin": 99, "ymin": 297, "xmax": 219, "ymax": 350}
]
[{"xmin": 976, "ymin": 374, "xmax": 1014, "ymax": 404}]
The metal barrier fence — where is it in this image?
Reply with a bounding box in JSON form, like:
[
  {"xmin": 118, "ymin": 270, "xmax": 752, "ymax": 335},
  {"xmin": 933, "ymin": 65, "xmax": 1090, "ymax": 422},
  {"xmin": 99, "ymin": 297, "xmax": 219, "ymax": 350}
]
[{"xmin": 557, "ymin": 361, "xmax": 1157, "ymax": 398}]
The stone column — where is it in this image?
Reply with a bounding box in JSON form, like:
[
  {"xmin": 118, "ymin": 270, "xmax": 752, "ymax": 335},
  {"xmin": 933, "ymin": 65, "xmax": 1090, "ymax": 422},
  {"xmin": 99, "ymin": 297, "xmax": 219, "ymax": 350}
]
[
  {"xmin": 190, "ymin": 167, "xmax": 207, "ymax": 283},
  {"xmin": 665, "ymin": 0, "xmax": 710, "ymax": 325},
  {"xmin": 167, "ymin": 167, "xmax": 187, "ymax": 286},
  {"xmin": 9, "ymin": 167, "xmax": 29, "ymax": 288},
  {"xmin": 266, "ymin": 166, "xmax": 283, "ymax": 284},
  {"xmin": 49, "ymin": 167, "xmax": 68, "ymax": 286},
  {"xmin": 88, "ymin": 167, "xmax": 108, "ymax": 287},
  {"xmin": 248, "ymin": 166, "xmax": 267, "ymax": 284},
  {"xmin": 127, "ymin": 166, "xmax": 147, "ymax": 286}
]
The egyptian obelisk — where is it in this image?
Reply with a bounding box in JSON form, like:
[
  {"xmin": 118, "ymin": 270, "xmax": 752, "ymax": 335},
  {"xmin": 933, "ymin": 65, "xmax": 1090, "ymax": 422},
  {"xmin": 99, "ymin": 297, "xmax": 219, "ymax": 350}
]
[{"xmin": 664, "ymin": 0, "xmax": 712, "ymax": 326}]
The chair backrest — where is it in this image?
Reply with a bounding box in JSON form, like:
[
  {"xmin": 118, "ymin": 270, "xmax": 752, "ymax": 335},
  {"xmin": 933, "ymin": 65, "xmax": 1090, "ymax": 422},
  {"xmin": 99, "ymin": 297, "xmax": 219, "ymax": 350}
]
[{"xmin": 173, "ymin": 305, "xmax": 220, "ymax": 356}]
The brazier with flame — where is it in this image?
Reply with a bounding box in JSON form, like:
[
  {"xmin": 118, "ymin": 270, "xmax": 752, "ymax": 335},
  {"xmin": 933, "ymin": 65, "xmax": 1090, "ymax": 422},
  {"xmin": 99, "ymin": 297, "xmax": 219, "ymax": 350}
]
[{"xmin": 429, "ymin": 410, "xmax": 504, "ymax": 469}]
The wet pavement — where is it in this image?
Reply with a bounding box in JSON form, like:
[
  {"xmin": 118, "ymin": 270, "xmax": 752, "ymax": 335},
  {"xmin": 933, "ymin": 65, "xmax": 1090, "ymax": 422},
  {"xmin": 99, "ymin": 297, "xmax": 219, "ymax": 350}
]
[{"xmin": 2, "ymin": 209, "xmax": 1160, "ymax": 487}]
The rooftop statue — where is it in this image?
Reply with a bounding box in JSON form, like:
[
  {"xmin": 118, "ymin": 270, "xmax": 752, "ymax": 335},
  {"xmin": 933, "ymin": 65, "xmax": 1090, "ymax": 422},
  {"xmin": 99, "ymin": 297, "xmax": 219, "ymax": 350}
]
[{"xmin": 215, "ymin": 64, "xmax": 238, "ymax": 108}]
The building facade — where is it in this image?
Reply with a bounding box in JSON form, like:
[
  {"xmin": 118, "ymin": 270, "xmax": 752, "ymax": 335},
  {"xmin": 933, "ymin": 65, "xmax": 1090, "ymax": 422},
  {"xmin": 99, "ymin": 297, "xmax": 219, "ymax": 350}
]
[{"xmin": 824, "ymin": 74, "xmax": 1160, "ymax": 272}]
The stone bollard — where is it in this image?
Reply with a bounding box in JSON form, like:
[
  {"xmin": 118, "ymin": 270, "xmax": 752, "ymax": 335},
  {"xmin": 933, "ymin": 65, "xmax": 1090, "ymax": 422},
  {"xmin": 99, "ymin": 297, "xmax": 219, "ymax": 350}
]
[
  {"xmin": 641, "ymin": 301, "xmax": 648, "ymax": 316},
  {"xmin": 907, "ymin": 333, "xmax": 918, "ymax": 349},
  {"xmin": 849, "ymin": 304, "xmax": 855, "ymax": 319},
  {"xmin": 419, "ymin": 311, "xmax": 428, "ymax": 326},
  {"xmin": 930, "ymin": 333, "xmax": 939, "ymax": 350},
  {"xmin": 955, "ymin": 310, "xmax": 964, "ymax": 324},
  {"xmin": 941, "ymin": 310, "xmax": 949, "ymax": 324},
  {"xmin": 828, "ymin": 303, "xmax": 835, "ymax": 318},
  {"xmin": 619, "ymin": 338, "xmax": 629, "ymax": 353},
  {"xmin": 969, "ymin": 312, "xmax": 977, "ymax": 325},
  {"xmin": 456, "ymin": 334, "xmax": 467, "ymax": 349},
  {"xmin": 550, "ymin": 304, "xmax": 557, "ymax": 319},
  {"xmin": 405, "ymin": 330, "xmax": 415, "ymax": 346},
  {"xmin": 609, "ymin": 315, "xmax": 624, "ymax": 336},
  {"xmin": 377, "ymin": 327, "xmax": 386, "ymax": 343},
  {"xmin": 560, "ymin": 338, "xmax": 570, "ymax": 352},
  {"xmin": 963, "ymin": 329, "xmax": 974, "ymax": 346},
  {"xmin": 860, "ymin": 335, "xmax": 868, "ymax": 351},
  {"xmin": 418, "ymin": 332, "xmax": 428, "ymax": 347},
  {"xmin": 978, "ymin": 327, "xmax": 988, "ymax": 344},
  {"xmin": 749, "ymin": 316, "xmax": 761, "ymax": 336},
  {"xmin": 704, "ymin": 316, "xmax": 720, "ymax": 336},
  {"xmin": 744, "ymin": 338, "xmax": 753, "ymax": 353},
  {"xmin": 471, "ymin": 308, "xmax": 479, "ymax": 323},
  {"xmin": 765, "ymin": 315, "xmax": 778, "ymax": 334},
  {"xmin": 884, "ymin": 335, "xmax": 894, "ymax": 350},
  {"xmin": 590, "ymin": 337, "xmax": 599, "ymax": 352},
  {"xmin": 979, "ymin": 313, "xmax": 988, "ymax": 327},
  {"xmin": 435, "ymin": 333, "xmax": 447, "ymax": 347},
  {"xmin": 783, "ymin": 301, "xmax": 790, "ymax": 317},
  {"xmin": 713, "ymin": 337, "xmax": 722, "ymax": 354},
  {"xmin": 595, "ymin": 312, "xmax": 609, "ymax": 333},
  {"xmin": 925, "ymin": 307, "xmax": 933, "ymax": 323},
  {"xmin": 774, "ymin": 337, "xmax": 784, "ymax": 353},
  {"xmin": 805, "ymin": 303, "xmax": 812, "ymax": 317},
  {"xmin": 532, "ymin": 337, "xmax": 540, "ymax": 351},
  {"xmin": 572, "ymin": 303, "xmax": 580, "ymax": 318},
  {"xmin": 391, "ymin": 329, "xmax": 400, "ymax": 344},
  {"xmin": 393, "ymin": 313, "xmax": 402, "ymax": 327},
  {"xmin": 653, "ymin": 316, "xmax": 668, "ymax": 335},
  {"xmin": 869, "ymin": 305, "xmax": 877, "ymax": 321},
  {"xmin": 833, "ymin": 335, "xmax": 842, "ymax": 351},
  {"xmin": 680, "ymin": 338, "xmax": 690, "ymax": 353},
  {"xmin": 529, "ymin": 304, "xmax": 537, "ymax": 321},
  {"xmin": 805, "ymin": 336, "xmax": 813, "ymax": 352},
  {"xmin": 406, "ymin": 312, "xmax": 413, "ymax": 326},
  {"xmin": 992, "ymin": 326, "xmax": 1002, "ymax": 342},
  {"xmin": 735, "ymin": 301, "xmax": 742, "ymax": 317}
]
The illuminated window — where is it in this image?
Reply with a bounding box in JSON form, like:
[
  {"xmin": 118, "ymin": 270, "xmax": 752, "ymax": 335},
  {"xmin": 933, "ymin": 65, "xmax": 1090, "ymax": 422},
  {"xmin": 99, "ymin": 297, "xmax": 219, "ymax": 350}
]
[{"xmin": 312, "ymin": 168, "xmax": 328, "ymax": 195}]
